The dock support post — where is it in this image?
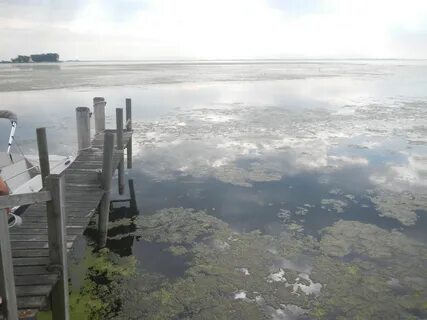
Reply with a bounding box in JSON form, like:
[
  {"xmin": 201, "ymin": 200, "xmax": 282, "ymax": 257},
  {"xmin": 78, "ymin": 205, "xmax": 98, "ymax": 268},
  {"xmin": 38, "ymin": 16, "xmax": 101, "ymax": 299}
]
[
  {"xmin": 93, "ymin": 97, "xmax": 106, "ymax": 134},
  {"xmin": 36, "ymin": 127, "xmax": 50, "ymax": 188},
  {"xmin": 98, "ymin": 132, "xmax": 114, "ymax": 247},
  {"xmin": 125, "ymin": 98, "xmax": 132, "ymax": 169},
  {"xmin": 45, "ymin": 174, "xmax": 70, "ymax": 320},
  {"xmin": 116, "ymin": 108, "xmax": 125, "ymax": 195},
  {"xmin": 76, "ymin": 107, "xmax": 91, "ymax": 153},
  {"xmin": 0, "ymin": 210, "xmax": 18, "ymax": 320}
]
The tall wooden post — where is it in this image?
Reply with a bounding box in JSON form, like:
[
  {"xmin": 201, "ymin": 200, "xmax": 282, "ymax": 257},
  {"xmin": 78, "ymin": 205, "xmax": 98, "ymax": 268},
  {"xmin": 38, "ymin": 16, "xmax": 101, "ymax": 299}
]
[
  {"xmin": 0, "ymin": 211, "xmax": 18, "ymax": 320},
  {"xmin": 76, "ymin": 107, "xmax": 91, "ymax": 152},
  {"xmin": 98, "ymin": 132, "xmax": 114, "ymax": 247},
  {"xmin": 45, "ymin": 174, "xmax": 69, "ymax": 320},
  {"xmin": 93, "ymin": 97, "xmax": 106, "ymax": 134},
  {"xmin": 116, "ymin": 108, "xmax": 125, "ymax": 195},
  {"xmin": 36, "ymin": 127, "xmax": 50, "ymax": 188},
  {"xmin": 125, "ymin": 98, "xmax": 133, "ymax": 169}
]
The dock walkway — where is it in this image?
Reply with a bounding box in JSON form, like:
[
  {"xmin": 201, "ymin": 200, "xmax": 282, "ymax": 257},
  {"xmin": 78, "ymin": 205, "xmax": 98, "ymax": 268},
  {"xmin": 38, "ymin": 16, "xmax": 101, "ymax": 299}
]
[
  {"xmin": 0, "ymin": 97, "xmax": 134, "ymax": 319},
  {"xmin": 9, "ymin": 130, "xmax": 131, "ymax": 313}
]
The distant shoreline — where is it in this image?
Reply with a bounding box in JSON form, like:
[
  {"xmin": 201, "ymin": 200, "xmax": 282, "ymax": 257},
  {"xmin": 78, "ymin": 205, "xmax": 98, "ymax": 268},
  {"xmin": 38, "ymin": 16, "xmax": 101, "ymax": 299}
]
[{"xmin": 1, "ymin": 53, "xmax": 60, "ymax": 64}]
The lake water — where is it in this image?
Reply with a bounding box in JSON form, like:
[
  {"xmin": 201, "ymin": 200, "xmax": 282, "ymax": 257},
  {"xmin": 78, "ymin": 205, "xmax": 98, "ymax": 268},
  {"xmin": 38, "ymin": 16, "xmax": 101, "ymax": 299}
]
[{"xmin": 1, "ymin": 60, "xmax": 426, "ymax": 319}]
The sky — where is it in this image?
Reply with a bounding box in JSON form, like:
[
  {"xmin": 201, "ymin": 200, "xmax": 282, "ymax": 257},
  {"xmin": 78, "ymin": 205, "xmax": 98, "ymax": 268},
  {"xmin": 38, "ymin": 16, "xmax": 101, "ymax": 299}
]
[{"xmin": 0, "ymin": 0, "xmax": 427, "ymax": 60}]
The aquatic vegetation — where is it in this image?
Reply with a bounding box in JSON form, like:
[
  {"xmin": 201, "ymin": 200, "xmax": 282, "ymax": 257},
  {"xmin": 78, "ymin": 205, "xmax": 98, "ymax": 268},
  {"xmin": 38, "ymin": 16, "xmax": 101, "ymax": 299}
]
[
  {"xmin": 37, "ymin": 247, "xmax": 137, "ymax": 320},
  {"xmin": 319, "ymin": 220, "xmax": 426, "ymax": 259},
  {"xmin": 320, "ymin": 198, "xmax": 348, "ymax": 213},
  {"xmin": 369, "ymin": 189, "xmax": 425, "ymax": 226},
  {"xmin": 135, "ymin": 207, "xmax": 229, "ymax": 245},
  {"xmin": 89, "ymin": 208, "xmax": 427, "ymax": 319}
]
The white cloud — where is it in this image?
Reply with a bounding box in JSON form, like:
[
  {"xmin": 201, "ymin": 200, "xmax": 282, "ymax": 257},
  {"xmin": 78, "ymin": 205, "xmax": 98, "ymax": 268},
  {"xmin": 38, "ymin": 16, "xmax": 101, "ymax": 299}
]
[{"xmin": 1, "ymin": 0, "xmax": 427, "ymax": 60}]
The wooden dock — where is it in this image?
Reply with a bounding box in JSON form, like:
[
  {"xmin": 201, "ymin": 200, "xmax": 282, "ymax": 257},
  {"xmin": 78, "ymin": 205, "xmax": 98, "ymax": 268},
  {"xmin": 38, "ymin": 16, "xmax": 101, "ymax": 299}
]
[{"xmin": 0, "ymin": 98, "xmax": 134, "ymax": 319}]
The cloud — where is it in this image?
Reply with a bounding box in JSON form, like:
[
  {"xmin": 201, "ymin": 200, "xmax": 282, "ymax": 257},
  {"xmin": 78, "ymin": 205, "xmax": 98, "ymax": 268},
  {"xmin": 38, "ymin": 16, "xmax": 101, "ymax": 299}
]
[{"xmin": 1, "ymin": 0, "xmax": 427, "ymax": 60}]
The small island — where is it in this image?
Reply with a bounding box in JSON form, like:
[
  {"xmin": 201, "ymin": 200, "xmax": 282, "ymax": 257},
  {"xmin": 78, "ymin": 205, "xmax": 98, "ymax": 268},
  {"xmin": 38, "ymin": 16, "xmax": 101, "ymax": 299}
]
[{"xmin": 1, "ymin": 53, "xmax": 60, "ymax": 63}]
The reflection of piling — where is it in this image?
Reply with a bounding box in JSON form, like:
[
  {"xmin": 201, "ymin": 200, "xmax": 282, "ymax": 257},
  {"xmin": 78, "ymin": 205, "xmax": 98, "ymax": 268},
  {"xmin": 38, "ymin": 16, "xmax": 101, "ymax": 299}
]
[
  {"xmin": 99, "ymin": 132, "xmax": 115, "ymax": 248},
  {"xmin": 129, "ymin": 179, "xmax": 137, "ymax": 212},
  {"xmin": 106, "ymin": 179, "xmax": 139, "ymax": 256},
  {"xmin": 109, "ymin": 179, "xmax": 138, "ymax": 215}
]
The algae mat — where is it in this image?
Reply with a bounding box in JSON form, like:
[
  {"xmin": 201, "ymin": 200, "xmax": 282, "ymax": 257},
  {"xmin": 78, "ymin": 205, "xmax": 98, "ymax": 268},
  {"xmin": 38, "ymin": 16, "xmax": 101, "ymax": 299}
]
[{"xmin": 39, "ymin": 208, "xmax": 427, "ymax": 320}]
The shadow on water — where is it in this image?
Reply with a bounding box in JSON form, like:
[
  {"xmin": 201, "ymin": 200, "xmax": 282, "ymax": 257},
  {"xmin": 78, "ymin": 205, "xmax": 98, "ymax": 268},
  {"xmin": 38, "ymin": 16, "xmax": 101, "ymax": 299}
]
[
  {"xmin": 105, "ymin": 203, "xmax": 190, "ymax": 279},
  {"xmin": 132, "ymin": 240, "xmax": 189, "ymax": 279},
  {"xmin": 106, "ymin": 206, "xmax": 138, "ymax": 257},
  {"xmin": 84, "ymin": 185, "xmax": 190, "ymax": 280}
]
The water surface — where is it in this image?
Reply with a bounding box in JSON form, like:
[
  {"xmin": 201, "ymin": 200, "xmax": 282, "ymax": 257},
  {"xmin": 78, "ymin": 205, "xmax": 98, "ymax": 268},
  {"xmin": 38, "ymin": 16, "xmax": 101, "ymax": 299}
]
[{"xmin": 2, "ymin": 60, "xmax": 426, "ymax": 319}]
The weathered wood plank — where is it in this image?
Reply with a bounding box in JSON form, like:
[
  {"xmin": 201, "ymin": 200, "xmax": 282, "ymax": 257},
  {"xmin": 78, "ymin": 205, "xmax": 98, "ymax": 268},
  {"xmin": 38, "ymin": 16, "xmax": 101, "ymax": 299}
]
[
  {"xmin": 116, "ymin": 108, "xmax": 125, "ymax": 195},
  {"xmin": 126, "ymin": 99, "xmax": 133, "ymax": 169},
  {"xmin": 17, "ymin": 225, "xmax": 83, "ymax": 233},
  {"xmin": 17, "ymin": 217, "xmax": 89, "ymax": 224},
  {"xmin": 10, "ymin": 235, "xmax": 78, "ymax": 242},
  {"xmin": 11, "ymin": 242, "xmax": 73, "ymax": 250},
  {"xmin": 11, "ymin": 229, "xmax": 81, "ymax": 235},
  {"xmin": 12, "ymin": 249, "xmax": 49, "ymax": 258},
  {"xmin": 17, "ymin": 296, "xmax": 47, "ymax": 309},
  {"xmin": 46, "ymin": 174, "xmax": 70, "ymax": 320},
  {"xmin": 93, "ymin": 97, "xmax": 106, "ymax": 133},
  {"xmin": 99, "ymin": 132, "xmax": 115, "ymax": 247},
  {"xmin": 36, "ymin": 127, "xmax": 50, "ymax": 188},
  {"xmin": 76, "ymin": 107, "xmax": 91, "ymax": 152},
  {"xmin": 13, "ymin": 257, "xmax": 50, "ymax": 267},
  {"xmin": 13, "ymin": 266, "xmax": 55, "ymax": 276},
  {"xmin": 0, "ymin": 203, "xmax": 18, "ymax": 319},
  {"xmin": 15, "ymin": 274, "xmax": 58, "ymax": 286},
  {"xmin": 16, "ymin": 285, "xmax": 52, "ymax": 297},
  {"xmin": 0, "ymin": 191, "xmax": 51, "ymax": 209}
]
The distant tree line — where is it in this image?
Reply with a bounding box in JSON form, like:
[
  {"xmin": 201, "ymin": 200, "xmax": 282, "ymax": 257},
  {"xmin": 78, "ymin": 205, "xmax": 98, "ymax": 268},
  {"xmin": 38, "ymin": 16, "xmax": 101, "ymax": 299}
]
[{"xmin": 2, "ymin": 53, "xmax": 60, "ymax": 63}]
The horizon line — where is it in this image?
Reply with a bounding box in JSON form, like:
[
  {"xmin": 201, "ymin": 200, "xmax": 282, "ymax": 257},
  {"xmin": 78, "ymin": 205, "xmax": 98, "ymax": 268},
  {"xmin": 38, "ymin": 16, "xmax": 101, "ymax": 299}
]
[{"xmin": 60, "ymin": 57, "xmax": 427, "ymax": 62}]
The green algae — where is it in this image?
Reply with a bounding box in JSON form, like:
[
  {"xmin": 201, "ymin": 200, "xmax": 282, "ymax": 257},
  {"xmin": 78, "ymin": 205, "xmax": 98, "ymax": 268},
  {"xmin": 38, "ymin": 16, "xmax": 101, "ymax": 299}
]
[
  {"xmin": 135, "ymin": 208, "xmax": 229, "ymax": 245},
  {"xmin": 107, "ymin": 209, "xmax": 425, "ymax": 319},
  {"xmin": 319, "ymin": 220, "xmax": 427, "ymax": 259},
  {"xmin": 37, "ymin": 247, "xmax": 137, "ymax": 320},
  {"xmin": 167, "ymin": 245, "xmax": 189, "ymax": 256},
  {"xmin": 43, "ymin": 208, "xmax": 427, "ymax": 319}
]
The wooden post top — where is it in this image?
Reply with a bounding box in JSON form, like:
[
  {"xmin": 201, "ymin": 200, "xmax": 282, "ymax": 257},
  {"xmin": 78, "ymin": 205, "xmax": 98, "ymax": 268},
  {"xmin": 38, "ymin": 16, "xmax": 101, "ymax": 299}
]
[
  {"xmin": 93, "ymin": 97, "xmax": 106, "ymax": 106},
  {"xmin": 76, "ymin": 106, "xmax": 90, "ymax": 113}
]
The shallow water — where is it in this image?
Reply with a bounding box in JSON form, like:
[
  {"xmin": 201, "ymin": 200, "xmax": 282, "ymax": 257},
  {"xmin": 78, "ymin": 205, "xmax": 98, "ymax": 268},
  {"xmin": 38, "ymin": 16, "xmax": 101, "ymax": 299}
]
[{"xmin": 1, "ymin": 60, "xmax": 426, "ymax": 319}]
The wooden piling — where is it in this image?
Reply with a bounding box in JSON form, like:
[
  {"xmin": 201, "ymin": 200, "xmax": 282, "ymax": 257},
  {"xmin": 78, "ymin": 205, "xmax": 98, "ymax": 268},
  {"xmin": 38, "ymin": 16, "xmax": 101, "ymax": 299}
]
[
  {"xmin": 116, "ymin": 108, "xmax": 125, "ymax": 195},
  {"xmin": 98, "ymin": 132, "xmax": 115, "ymax": 247},
  {"xmin": 125, "ymin": 98, "xmax": 132, "ymax": 169},
  {"xmin": 0, "ymin": 210, "xmax": 18, "ymax": 320},
  {"xmin": 76, "ymin": 107, "xmax": 91, "ymax": 152},
  {"xmin": 93, "ymin": 97, "xmax": 106, "ymax": 134},
  {"xmin": 36, "ymin": 127, "xmax": 50, "ymax": 188},
  {"xmin": 45, "ymin": 174, "xmax": 69, "ymax": 320}
]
